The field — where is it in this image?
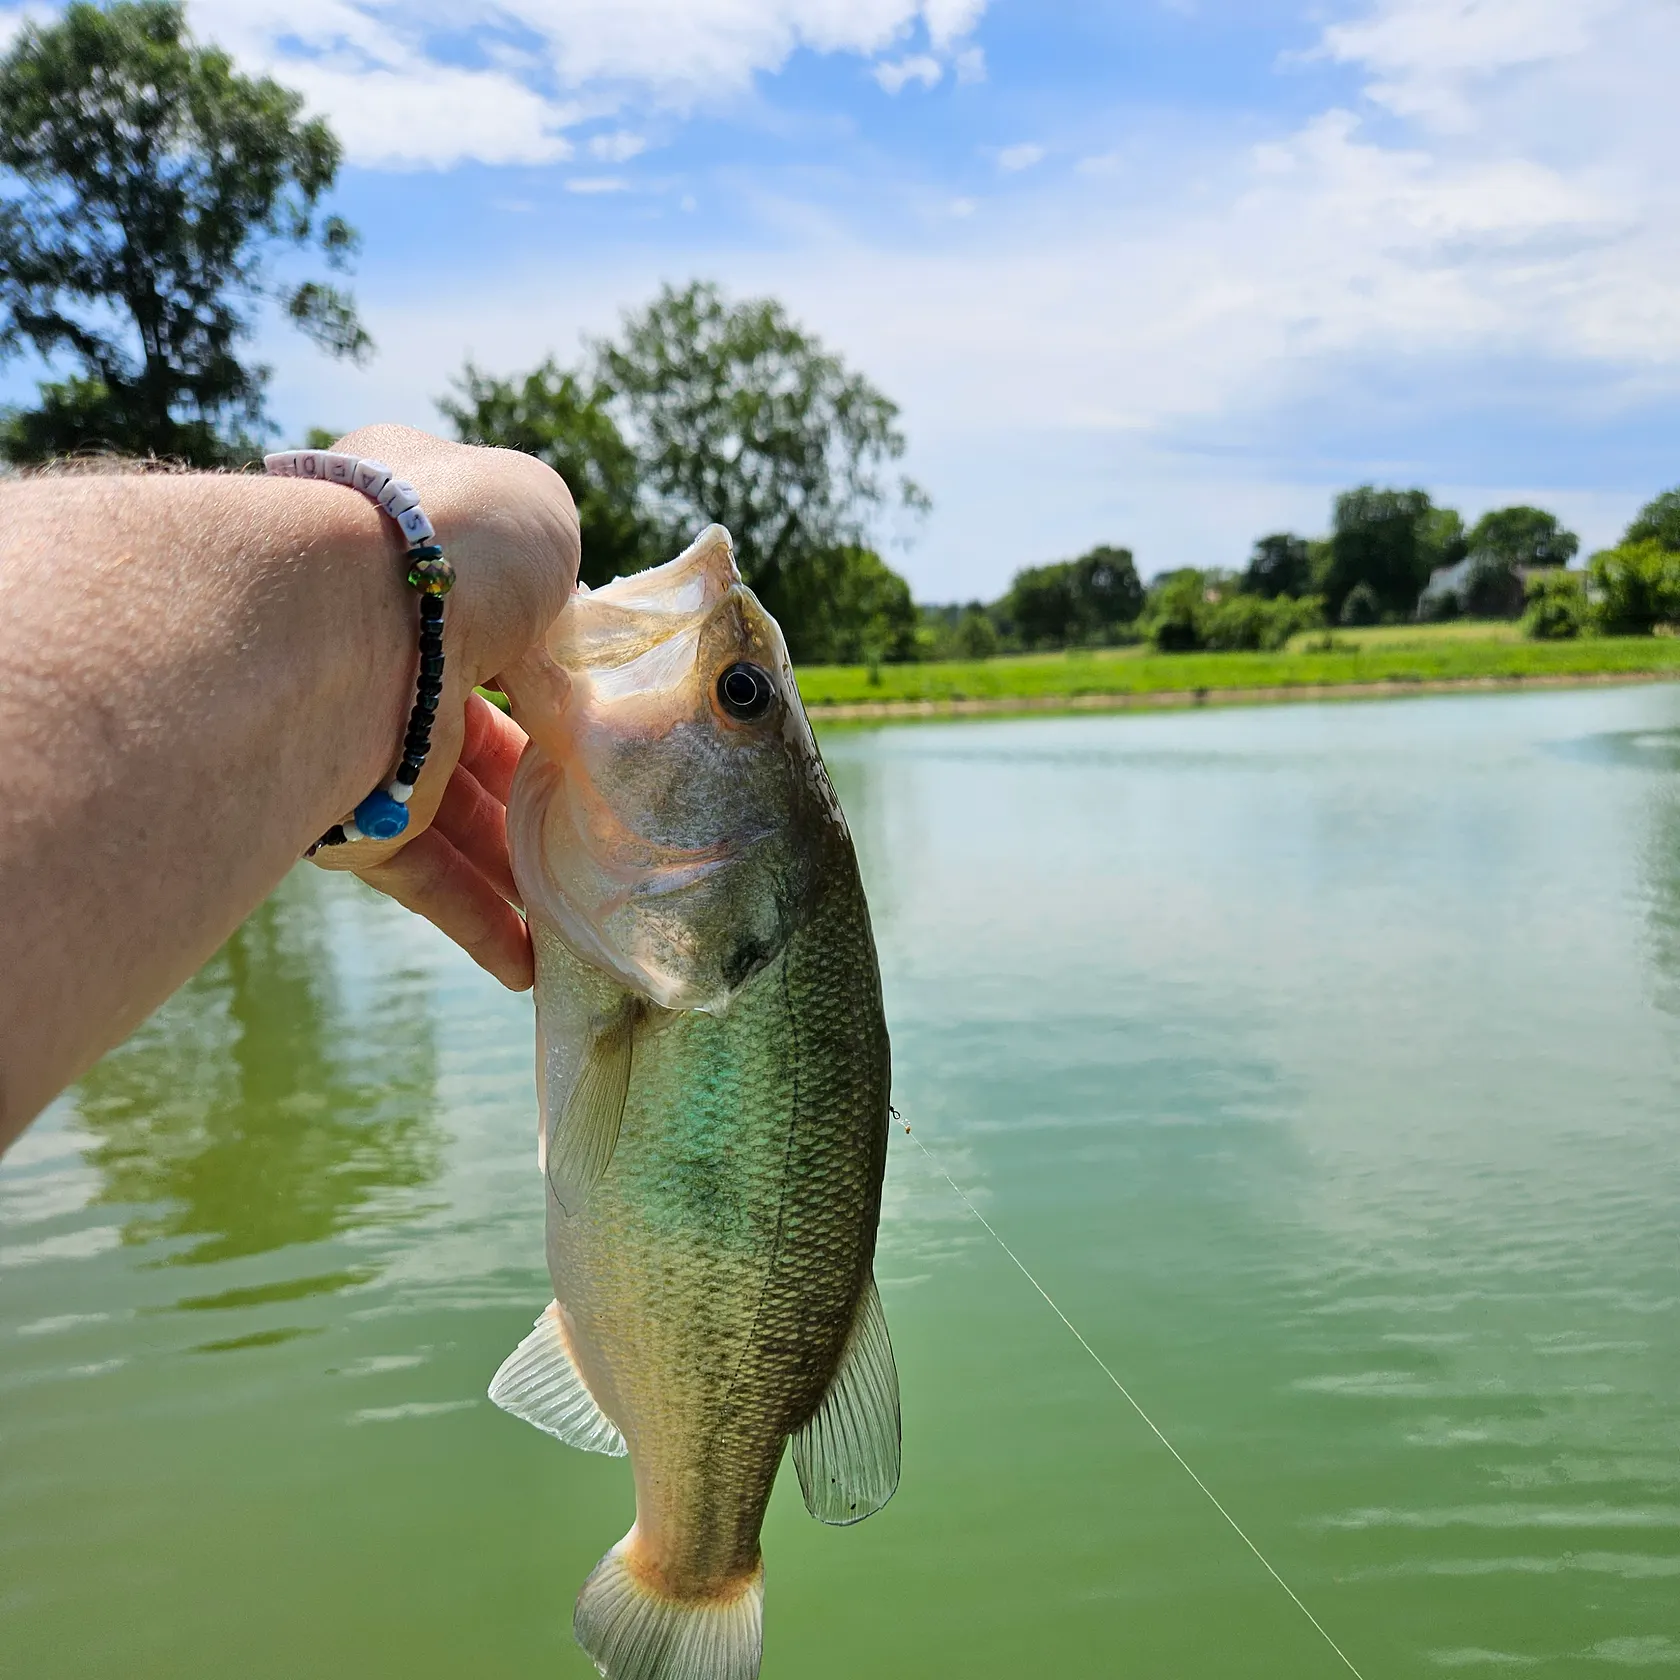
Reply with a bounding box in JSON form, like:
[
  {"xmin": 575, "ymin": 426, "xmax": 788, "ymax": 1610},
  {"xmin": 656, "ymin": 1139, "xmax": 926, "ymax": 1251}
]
[{"xmin": 795, "ymin": 621, "xmax": 1680, "ymax": 714}]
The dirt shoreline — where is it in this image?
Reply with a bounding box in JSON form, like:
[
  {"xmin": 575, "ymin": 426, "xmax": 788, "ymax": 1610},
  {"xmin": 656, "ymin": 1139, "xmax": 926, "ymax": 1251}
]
[{"xmin": 808, "ymin": 667, "xmax": 1680, "ymax": 722}]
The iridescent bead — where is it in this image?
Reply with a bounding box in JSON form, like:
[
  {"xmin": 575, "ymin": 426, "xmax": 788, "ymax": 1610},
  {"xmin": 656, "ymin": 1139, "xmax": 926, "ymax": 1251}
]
[{"xmin": 408, "ymin": 554, "xmax": 456, "ymax": 594}]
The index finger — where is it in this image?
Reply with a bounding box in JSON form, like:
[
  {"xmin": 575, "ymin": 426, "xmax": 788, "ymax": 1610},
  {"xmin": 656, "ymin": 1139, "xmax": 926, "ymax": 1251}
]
[{"xmin": 462, "ymin": 690, "xmax": 528, "ymax": 806}]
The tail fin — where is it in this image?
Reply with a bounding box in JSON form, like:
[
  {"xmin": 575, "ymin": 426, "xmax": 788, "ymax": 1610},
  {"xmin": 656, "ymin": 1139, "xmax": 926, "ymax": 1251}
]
[{"xmin": 574, "ymin": 1530, "xmax": 763, "ymax": 1680}]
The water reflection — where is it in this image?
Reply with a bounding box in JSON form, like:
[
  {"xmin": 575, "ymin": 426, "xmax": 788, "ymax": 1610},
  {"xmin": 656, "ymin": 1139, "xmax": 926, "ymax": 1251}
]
[{"xmin": 73, "ymin": 873, "xmax": 442, "ymax": 1267}]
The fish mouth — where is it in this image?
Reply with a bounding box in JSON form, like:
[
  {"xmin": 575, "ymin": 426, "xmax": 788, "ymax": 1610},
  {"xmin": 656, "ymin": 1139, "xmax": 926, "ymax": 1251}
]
[{"xmin": 553, "ymin": 525, "xmax": 741, "ymax": 678}]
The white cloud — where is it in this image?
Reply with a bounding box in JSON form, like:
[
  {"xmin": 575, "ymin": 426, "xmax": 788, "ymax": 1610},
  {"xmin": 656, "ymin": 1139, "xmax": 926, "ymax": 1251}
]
[
  {"xmin": 183, "ymin": 0, "xmax": 990, "ymax": 169},
  {"xmin": 588, "ymin": 131, "xmax": 648, "ymax": 163},
  {"xmin": 234, "ymin": 0, "xmax": 1680, "ymax": 592},
  {"xmin": 565, "ymin": 176, "xmax": 630, "ymax": 194},
  {"xmin": 993, "ymin": 142, "xmax": 1046, "ymax": 173},
  {"xmin": 1319, "ymin": 0, "xmax": 1617, "ymax": 126},
  {"xmin": 953, "ymin": 45, "xmax": 986, "ymax": 83},
  {"xmin": 875, "ymin": 54, "xmax": 942, "ymax": 93}
]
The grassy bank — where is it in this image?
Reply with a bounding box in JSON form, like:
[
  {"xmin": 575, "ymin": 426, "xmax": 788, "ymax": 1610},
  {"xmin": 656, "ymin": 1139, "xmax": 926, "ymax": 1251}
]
[{"xmin": 795, "ymin": 623, "xmax": 1680, "ymax": 714}]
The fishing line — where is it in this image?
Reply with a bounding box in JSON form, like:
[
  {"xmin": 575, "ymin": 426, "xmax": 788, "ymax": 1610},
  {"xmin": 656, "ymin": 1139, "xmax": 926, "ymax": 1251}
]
[{"xmin": 895, "ymin": 1114, "xmax": 1369, "ymax": 1680}]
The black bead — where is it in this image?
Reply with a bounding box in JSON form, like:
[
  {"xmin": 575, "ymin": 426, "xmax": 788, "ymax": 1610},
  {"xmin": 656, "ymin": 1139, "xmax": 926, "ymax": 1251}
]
[
  {"xmin": 414, "ymin": 693, "xmax": 439, "ymax": 715},
  {"xmin": 417, "ymin": 673, "xmax": 444, "ymax": 692},
  {"xmin": 396, "ymin": 763, "xmax": 420, "ymax": 785},
  {"xmin": 420, "ymin": 653, "xmax": 445, "ymax": 678},
  {"xmin": 419, "ymin": 594, "xmax": 445, "ymax": 618},
  {"xmin": 418, "ymin": 636, "xmax": 444, "ymax": 657}
]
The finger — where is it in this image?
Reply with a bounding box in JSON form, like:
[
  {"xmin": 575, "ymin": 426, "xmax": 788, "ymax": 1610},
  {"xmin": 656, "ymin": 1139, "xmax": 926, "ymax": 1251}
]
[
  {"xmin": 460, "ymin": 690, "xmax": 528, "ymax": 806},
  {"xmin": 358, "ymin": 826, "xmax": 533, "ymax": 991},
  {"xmin": 432, "ymin": 759, "xmax": 520, "ymax": 907}
]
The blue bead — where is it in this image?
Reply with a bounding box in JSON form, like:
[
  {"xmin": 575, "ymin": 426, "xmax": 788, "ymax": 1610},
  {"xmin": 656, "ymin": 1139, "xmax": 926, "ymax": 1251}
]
[{"xmin": 353, "ymin": 789, "xmax": 410, "ymax": 841}]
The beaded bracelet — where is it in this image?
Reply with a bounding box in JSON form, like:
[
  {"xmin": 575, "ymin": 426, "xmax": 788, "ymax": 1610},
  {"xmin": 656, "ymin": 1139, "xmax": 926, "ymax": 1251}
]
[{"xmin": 263, "ymin": 448, "xmax": 455, "ymax": 853}]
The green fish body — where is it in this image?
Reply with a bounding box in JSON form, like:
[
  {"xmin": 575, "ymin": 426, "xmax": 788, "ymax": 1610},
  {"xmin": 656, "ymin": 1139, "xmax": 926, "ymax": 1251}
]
[{"xmin": 496, "ymin": 527, "xmax": 898, "ymax": 1680}]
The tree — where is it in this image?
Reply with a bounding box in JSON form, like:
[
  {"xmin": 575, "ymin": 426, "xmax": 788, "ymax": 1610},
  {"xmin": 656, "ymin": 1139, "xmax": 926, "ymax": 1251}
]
[
  {"xmin": 791, "ymin": 545, "xmax": 918, "ymax": 666},
  {"xmin": 997, "ymin": 545, "xmax": 1142, "ymax": 648},
  {"xmin": 595, "ymin": 281, "xmax": 927, "ymax": 656},
  {"xmin": 1467, "ymin": 505, "xmax": 1579, "ymax": 570},
  {"xmin": 439, "ymin": 359, "xmax": 660, "ymax": 589},
  {"xmin": 1626, "ymin": 489, "xmax": 1680, "ymax": 552},
  {"xmin": 1324, "ymin": 487, "xmax": 1462, "ymax": 620},
  {"xmin": 0, "ymin": 1, "xmax": 368, "ymax": 465},
  {"xmin": 1241, "ymin": 533, "xmax": 1313, "ymax": 599},
  {"xmin": 1588, "ymin": 540, "xmax": 1680, "ymax": 635}
]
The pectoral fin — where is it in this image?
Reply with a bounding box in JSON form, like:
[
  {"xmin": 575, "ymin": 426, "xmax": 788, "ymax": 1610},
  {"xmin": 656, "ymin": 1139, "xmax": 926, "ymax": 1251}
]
[
  {"xmin": 792, "ymin": 1274, "xmax": 900, "ymax": 1526},
  {"xmin": 488, "ymin": 1301, "xmax": 626, "ymax": 1457},
  {"xmin": 548, "ymin": 1000, "xmax": 638, "ymax": 1215}
]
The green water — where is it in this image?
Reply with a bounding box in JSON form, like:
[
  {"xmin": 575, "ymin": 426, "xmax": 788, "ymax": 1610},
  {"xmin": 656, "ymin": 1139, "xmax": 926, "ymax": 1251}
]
[{"xmin": 5, "ymin": 687, "xmax": 1680, "ymax": 1678}]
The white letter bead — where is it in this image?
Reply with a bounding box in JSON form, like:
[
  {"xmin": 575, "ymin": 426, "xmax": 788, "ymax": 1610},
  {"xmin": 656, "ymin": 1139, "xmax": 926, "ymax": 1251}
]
[
  {"xmin": 297, "ymin": 452, "xmax": 324, "ymax": 478},
  {"xmin": 353, "ymin": 459, "xmax": 391, "ymax": 497},
  {"xmin": 380, "ymin": 479, "xmax": 420, "ymax": 516},
  {"xmin": 323, "ymin": 452, "xmax": 356, "ymax": 485},
  {"xmin": 263, "ymin": 451, "xmax": 299, "ymax": 477},
  {"xmin": 397, "ymin": 506, "xmax": 434, "ymax": 543}
]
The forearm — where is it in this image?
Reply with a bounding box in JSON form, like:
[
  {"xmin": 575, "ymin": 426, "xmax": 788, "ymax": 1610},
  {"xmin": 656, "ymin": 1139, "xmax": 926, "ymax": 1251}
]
[{"xmin": 0, "ymin": 471, "xmax": 421, "ymax": 1143}]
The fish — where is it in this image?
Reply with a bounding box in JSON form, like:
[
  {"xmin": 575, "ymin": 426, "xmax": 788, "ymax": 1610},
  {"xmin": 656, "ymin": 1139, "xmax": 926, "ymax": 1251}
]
[{"xmin": 493, "ymin": 524, "xmax": 899, "ymax": 1680}]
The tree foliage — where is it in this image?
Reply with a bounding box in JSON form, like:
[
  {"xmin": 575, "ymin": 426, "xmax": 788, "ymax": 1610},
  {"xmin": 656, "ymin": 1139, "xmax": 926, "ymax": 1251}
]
[
  {"xmin": 1324, "ymin": 487, "xmax": 1462, "ymax": 620},
  {"xmin": 595, "ymin": 280, "xmax": 927, "ymax": 649},
  {"xmin": 1138, "ymin": 569, "xmax": 1321, "ymax": 652},
  {"xmin": 1241, "ymin": 533, "xmax": 1313, "ymax": 599},
  {"xmin": 997, "ymin": 545, "xmax": 1142, "ymax": 648},
  {"xmin": 0, "ymin": 0, "xmax": 367, "ymax": 465},
  {"xmin": 1625, "ymin": 489, "xmax": 1680, "ymax": 553},
  {"xmin": 1522, "ymin": 568, "xmax": 1588, "ymax": 640},
  {"xmin": 792, "ymin": 546, "xmax": 918, "ymax": 666},
  {"xmin": 439, "ymin": 359, "xmax": 660, "ymax": 589},
  {"xmin": 1588, "ymin": 540, "xmax": 1680, "ymax": 635},
  {"xmin": 1467, "ymin": 505, "xmax": 1579, "ymax": 570}
]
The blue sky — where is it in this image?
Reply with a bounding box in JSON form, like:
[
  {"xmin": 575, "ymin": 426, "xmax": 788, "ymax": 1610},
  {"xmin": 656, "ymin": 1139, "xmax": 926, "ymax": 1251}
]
[{"xmin": 3, "ymin": 0, "xmax": 1678, "ymax": 598}]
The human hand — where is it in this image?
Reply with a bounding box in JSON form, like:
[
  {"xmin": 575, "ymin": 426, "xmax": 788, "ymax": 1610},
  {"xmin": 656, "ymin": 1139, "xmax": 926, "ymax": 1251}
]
[{"xmin": 307, "ymin": 425, "xmax": 579, "ymax": 991}]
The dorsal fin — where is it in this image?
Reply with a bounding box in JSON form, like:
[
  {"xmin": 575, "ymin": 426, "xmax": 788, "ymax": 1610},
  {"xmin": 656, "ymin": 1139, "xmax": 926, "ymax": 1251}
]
[{"xmin": 792, "ymin": 1274, "xmax": 900, "ymax": 1525}]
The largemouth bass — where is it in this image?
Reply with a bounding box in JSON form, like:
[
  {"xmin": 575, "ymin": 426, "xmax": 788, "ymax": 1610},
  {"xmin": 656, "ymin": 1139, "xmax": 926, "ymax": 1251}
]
[{"xmin": 493, "ymin": 525, "xmax": 898, "ymax": 1680}]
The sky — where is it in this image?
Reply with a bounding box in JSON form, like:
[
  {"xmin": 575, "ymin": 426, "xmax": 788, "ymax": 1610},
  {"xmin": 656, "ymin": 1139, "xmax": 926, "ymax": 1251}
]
[{"xmin": 3, "ymin": 0, "xmax": 1679, "ymax": 598}]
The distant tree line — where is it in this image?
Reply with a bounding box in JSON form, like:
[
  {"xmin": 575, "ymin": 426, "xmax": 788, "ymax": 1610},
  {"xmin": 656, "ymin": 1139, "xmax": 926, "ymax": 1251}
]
[{"xmin": 921, "ymin": 487, "xmax": 1680, "ymax": 659}]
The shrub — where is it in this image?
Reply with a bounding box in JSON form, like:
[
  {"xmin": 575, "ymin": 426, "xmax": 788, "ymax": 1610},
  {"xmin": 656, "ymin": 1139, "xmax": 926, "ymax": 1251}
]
[
  {"xmin": 1521, "ymin": 569, "xmax": 1588, "ymax": 640},
  {"xmin": 1587, "ymin": 540, "xmax": 1680, "ymax": 635},
  {"xmin": 1339, "ymin": 581, "xmax": 1382, "ymax": 626},
  {"xmin": 1201, "ymin": 592, "xmax": 1325, "ymax": 651},
  {"xmin": 1143, "ymin": 570, "xmax": 1208, "ymax": 651}
]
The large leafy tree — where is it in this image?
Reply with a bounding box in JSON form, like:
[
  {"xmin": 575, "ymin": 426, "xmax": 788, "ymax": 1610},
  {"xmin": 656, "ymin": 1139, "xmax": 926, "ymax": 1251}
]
[
  {"xmin": 439, "ymin": 359, "xmax": 660, "ymax": 589},
  {"xmin": 1467, "ymin": 505, "xmax": 1578, "ymax": 570},
  {"xmin": 1626, "ymin": 489, "xmax": 1680, "ymax": 552},
  {"xmin": 595, "ymin": 280, "xmax": 928, "ymax": 652},
  {"xmin": 1324, "ymin": 487, "xmax": 1464, "ymax": 621},
  {"xmin": 1241, "ymin": 533, "xmax": 1313, "ymax": 600},
  {"xmin": 998, "ymin": 545, "xmax": 1142, "ymax": 648},
  {"xmin": 0, "ymin": 1, "xmax": 369, "ymax": 465}
]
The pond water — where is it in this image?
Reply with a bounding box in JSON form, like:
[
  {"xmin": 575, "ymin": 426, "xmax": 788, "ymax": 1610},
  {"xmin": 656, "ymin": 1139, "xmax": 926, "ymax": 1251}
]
[{"xmin": 5, "ymin": 686, "xmax": 1680, "ymax": 1678}]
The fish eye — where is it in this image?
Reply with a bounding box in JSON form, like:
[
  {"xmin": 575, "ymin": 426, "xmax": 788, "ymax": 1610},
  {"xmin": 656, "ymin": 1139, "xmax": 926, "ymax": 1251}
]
[{"xmin": 717, "ymin": 661, "xmax": 776, "ymax": 722}]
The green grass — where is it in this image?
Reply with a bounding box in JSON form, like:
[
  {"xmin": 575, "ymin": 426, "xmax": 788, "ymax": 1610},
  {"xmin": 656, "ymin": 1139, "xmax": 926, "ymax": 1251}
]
[{"xmin": 795, "ymin": 622, "xmax": 1680, "ymax": 710}]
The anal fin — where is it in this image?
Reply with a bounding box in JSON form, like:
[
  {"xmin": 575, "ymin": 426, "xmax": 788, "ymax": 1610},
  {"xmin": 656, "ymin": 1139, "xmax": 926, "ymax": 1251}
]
[
  {"xmin": 488, "ymin": 1301, "xmax": 626, "ymax": 1457},
  {"xmin": 792, "ymin": 1274, "xmax": 900, "ymax": 1526}
]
